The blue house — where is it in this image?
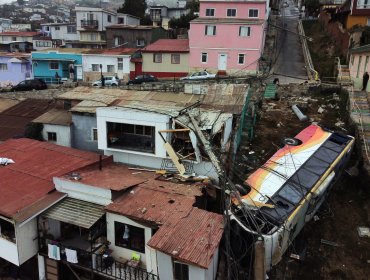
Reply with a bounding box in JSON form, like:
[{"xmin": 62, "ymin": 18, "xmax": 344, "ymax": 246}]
[{"xmin": 31, "ymin": 49, "xmax": 86, "ymax": 83}]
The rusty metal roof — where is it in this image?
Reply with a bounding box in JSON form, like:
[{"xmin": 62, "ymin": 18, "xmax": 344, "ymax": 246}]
[
  {"xmin": 59, "ymin": 162, "xmax": 156, "ymax": 191},
  {"xmin": 148, "ymin": 207, "xmax": 224, "ymax": 269},
  {"xmin": 0, "ymin": 98, "xmax": 54, "ymax": 141},
  {"xmin": 0, "ymin": 138, "xmax": 102, "ymax": 219},
  {"xmin": 33, "ymin": 108, "xmax": 72, "ymax": 126}
]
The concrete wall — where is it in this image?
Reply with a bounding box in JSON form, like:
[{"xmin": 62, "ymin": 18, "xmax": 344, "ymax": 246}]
[
  {"xmin": 50, "ymin": 25, "xmax": 79, "ymax": 41},
  {"xmin": 200, "ymin": 2, "xmax": 266, "ymax": 19},
  {"xmin": 16, "ymin": 218, "xmax": 38, "ymax": 265},
  {"xmin": 106, "ymin": 213, "xmax": 158, "ymax": 274},
  {"xmin": 76, "ymin": 8, "xmax": 117, "ymax": 32},
  {"xmin": 0, "ymin": 217, "xmax": 18, "ymax": 265},
  {"xmin": 142, "ymin": 52, "xmax": 189, "ymax": 78},
  {"xmin": 0, "ymin": 56, "xmax": 31, "ymax": 86},
  {"xmin": 349, "ymin": 51, "xmax": 370, "ymax": 90},
  {"xmin": 42, "ymin": 124, "xmax": 71, "ymax": 147},
  {"xmin": 71, "ymin": 114, "xmax": 98, "ymax": 152}
]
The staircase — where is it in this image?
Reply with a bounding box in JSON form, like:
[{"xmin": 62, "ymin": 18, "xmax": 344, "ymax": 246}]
[
  {"xmin": 337, "ymin": 64, "xmax": 353, "ymax": 85},
  {"xmin": 349, "ymin": 89, "xmax": 370, "ymax": 174}
]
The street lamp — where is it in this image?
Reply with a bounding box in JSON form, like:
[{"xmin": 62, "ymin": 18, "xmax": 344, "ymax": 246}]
[{"xmin": 100, "ymin": 64, "xmax": 105, "ymax": 88}]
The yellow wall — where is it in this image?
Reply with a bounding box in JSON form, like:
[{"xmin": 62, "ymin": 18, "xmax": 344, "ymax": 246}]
[
  {"xmin": 346, "ymin": 15, "xmax": 368, "ymax": 29},
  {"xmin": 142, "ymin": 53, "xmax": 189, "ymax": 73}
]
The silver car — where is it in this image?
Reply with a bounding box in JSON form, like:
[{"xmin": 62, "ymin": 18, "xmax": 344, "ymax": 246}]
[
  {"xmin": 92, "ymin": 76, "xmax": 120, "ymax": 87},
  {"xmin": 180, "ymin": 71, "xmax": 217, "ymax": 80}
]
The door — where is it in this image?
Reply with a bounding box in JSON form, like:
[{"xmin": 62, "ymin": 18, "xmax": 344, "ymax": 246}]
[
  {"xmin": 75, "ymin": 65, "xmax": 83, "ymax": 80},
  {"xmin": 218, "ymin": 53, "xmax": 227, "ymax": 71},
  {"xmin": 135, "ymin": 62, "xmax": 142, "ymax": 77}
]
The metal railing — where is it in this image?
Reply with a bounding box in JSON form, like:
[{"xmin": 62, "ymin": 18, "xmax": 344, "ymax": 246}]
[
  {"xmin": 81, "ymin": 20, "xmax": 99, "ymax": 29},
  {"xmin": 298, "ymin": 20, "xmax": 319, "ymax": 81}
]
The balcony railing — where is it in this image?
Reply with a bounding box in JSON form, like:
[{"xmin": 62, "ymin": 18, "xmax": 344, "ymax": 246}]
[
  {"xmin": 81, "ymin": 20, "xmax": 99, "ymax": 29},
  {"xmin": 39, "ymin": 237, "xmax": 159, "ymax": 280}
]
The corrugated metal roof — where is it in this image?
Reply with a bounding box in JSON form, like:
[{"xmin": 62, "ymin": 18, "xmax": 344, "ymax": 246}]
[
  {"xmin": 148, "ymin": 208, "xmax": 224, "ymax": 269},
  {"xmin": 0, "ymin": 99, "xmax": 54, "ymax": 141},
  {"xmin": 0, "ymin": 138, "xmax": 103, "ymax": 218},
  {"xmin": 43, "ymin": 197, "xmax": 105, "ymax": 229},
  {"xmin": 141, "ymin": 39, "xmax": 189, "ymax": 53},
  {"xmin": 0, "ymin": 99, "xmax": 19, "ymax": 113},
  {"xmin": 33, "ymin": 108, "xmax": 72, "ymax": 126}
]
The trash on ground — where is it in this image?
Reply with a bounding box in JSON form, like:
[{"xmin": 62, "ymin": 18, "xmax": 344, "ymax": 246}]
[{"xmin": 357, "ymin": 227, "xmax": 370, "ymax": 238}]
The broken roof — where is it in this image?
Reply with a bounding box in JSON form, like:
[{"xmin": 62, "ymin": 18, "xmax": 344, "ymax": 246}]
[
  {"xmin": 32, "ymin": 108, "xmax": 72, "ymax": 126},
  {"xmin": 0, "ymin": 138, "xmax": 102, "ymax": 219},
  {"xmin": 148, "ymin": 207, "xmax": 224, "ymax": 269},
  {"xmin": 0, "ymin": 98, "xmax": 54, "ymax": 141}
]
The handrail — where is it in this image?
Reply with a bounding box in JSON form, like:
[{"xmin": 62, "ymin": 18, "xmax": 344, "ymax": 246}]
[
  {"xmin": 298, "ymin": 20, "xmax": 319, "ymax": 81},
  {"xmin": 350, "ymin": 86, "xmax": 370, "ymax": 163}
]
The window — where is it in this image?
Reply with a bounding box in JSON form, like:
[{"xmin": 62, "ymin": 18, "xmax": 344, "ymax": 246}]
[
  {"xmin": 137, "ymin": 39, "xmax": 145, "ymax": 47},
  {"xmin": 67, "ymin": 25, "xmax": 76, "ymax": 33},
  {"xmin": 107, "ymin": 122, "xmax": 155, "ymax": 153},
  {"xmin": 153, "ymin": 53, "xmax": 162, "ymax": 63},
  {"xmin": 173, "ymin": 260, "xmax": 189, "ymax": 280},
  {"xmin": 36, "ymin": 41, "xmax": 52, "ymax": 47},
  {"xmin": 12, "ymin": 36, "xmax": 16, "ymax": 41},
  {"xmin": 239, "ymin": 26, "xmax": 251, "ymax": 37},
  {"xmin": 0, "ymin": 218, "xmax": 15, "ymax": 243},
  {"xmin": 63, "ymin": 100, "xmax": 71, "ymax": 110},
  {"xmin": 107, "ymin": 15, "xmax": 111, "ymax": 22},
  {"xmin": 171, "ymin": 54, "xmax": 180, "ymax": 64},
  {"xmin": 205, "ymin": 8, "xmax": 215, "ymax": 16},
  {"xmin": 114, "ymin": 36, "xmax": 123, "ymax": 46},
  {"xmin": 91, "ymin": 33, "xmax": 98, "ymax": 41},
  {"xmin": 118, "ymin": 17, "xmax": 124, "ymax": 24},
  {"xmin": 114, "ymin": 222, "xmax": 145, "ymax": 253},
  {"xmin": 45, "ymin": 26, "xmax": 50, "ymax": 31},
  {"xmin": 205, "ymin": 25, "xmax": 216, "ymax": 36},
  {"xmin": 47, "ymin": 132, "xmax": 57, "ymax": 142},
  {"xmin": 201, "ymin": 52, "xmax": 208, "ymax": 63},
  {"xmin": 118, "ymin": 58, "xmax": 123, "ymax": 70},
  {"xmin": 92, "ymin": 64, "xmax": 100, "ymax": 72},
  {"xmin": 227, "ymin": 9, "xmax": 237, "ymax": 17},
  {"xmin": 55, "ymin": 26, "xmax": 60, "ymax": 31},
  {"xmin": 107, "ymin": 65, "xmax": 115, "ymax": 72},
  {"xmin": 49, "ymin": 61, "xmax": 59, "ymax": 70},
  {"xmin": 0, "ymin": 63, "xmax": 8, "ymax": 71},
  {"xmin": 92, "ymin": 128, "xmax": 98, "ymax": 141},
  {"xmin": 249, "ymin": 9, "xmax": 259, "ymax": 18},
  {"xmin": 238, "ymin": 54, "xmax": 245, "ymax": 64}
]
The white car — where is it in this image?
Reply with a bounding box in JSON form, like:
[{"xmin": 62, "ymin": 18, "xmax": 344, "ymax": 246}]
[
  {"xmin": 180, "ymin": 71, "xmax": 217, "ymax": 80},
  {"xmin": 92, "ymin": 76, "xmax": 120, "ymax": 87}
]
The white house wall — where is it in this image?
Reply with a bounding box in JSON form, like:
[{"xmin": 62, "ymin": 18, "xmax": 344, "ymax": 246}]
[
  {"xmin": 16, "ymin": 218, "xmax": 38, "ymax": 265},
  {"xmin": 82, "ymin": 55, "xmax": 130, "ymax": 79},
  {"xmin": 106, "ymin": 212, "xmax": 158, "ymax": 275},
  {"xmin": 156, "ymin": 251, "xmax": 173, "ymax": 279},
  {"xmin": 205, "ymin": 248, "xmax": 219, "ymax": 280},
  {"xmin": 51, "ymin": 26, "xmax": 79, "ymax": 41},
  {"xmin": 53, "ymin": 177, "xmax": 113, "ymax": 206},
  {"xmin": 0, "ymin": 218, "xmax": 19, "ymax": 265},
  {"xmin": 97, "ymin": 107, "xmax": 170, "ymax": 159},
  {"xmin": 42, "ymin": 124, "xmax": 71, "ymax": 147}
]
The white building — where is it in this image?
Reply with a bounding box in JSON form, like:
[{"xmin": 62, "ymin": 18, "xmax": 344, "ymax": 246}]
[{"xmin": 40, "ymin": 23, "xmax": 78, "ymax": 47}]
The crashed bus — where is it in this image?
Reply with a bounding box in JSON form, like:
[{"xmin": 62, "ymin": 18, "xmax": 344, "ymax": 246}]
[{"xmin": 230, "ymin": 125, "xmax": 355, "ymax": 272}]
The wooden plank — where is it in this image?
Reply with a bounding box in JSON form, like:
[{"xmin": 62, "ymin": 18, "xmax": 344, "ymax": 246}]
[
  {"xmin": 46, "ymin": 258, "xmax": 57, "ymax": 267},
  {"xmin": 46, "ymin": 273, "xmax": 58, "ymax": 280},
  {"xmin": 46, "ymin": 266, "xmax": 58, "ymax": 275},
  {"xmin": 159, "ymin": 129, "xmax": 190, "ymax": 133}
]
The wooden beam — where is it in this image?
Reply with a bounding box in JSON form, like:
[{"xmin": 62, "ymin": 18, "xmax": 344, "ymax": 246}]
[{"xmin": 158, "ymin": 129, "xmax": 190, "ymax": 133}]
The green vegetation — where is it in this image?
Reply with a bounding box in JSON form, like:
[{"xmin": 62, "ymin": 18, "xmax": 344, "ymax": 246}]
[
  {"xmin": 303, "ymin": 20, "xmax": 344, "ymax": 79},
  {"xmin": 117, "ymin": 0, "xmax": 147, "ymax": 19},
  {"xmin": 169, "ymin": 0, "xmax": 199, "ymax": 29}
]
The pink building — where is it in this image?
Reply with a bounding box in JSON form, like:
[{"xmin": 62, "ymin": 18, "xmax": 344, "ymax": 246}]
[{"xmin": 189, "ymin": 0, "xmax": 270, "ymax": 75}]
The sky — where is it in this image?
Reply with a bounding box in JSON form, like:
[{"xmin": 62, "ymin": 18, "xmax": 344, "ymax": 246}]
[{"xmin": 0, "ymin": 0, "xmax": 14, "ymax": 4}]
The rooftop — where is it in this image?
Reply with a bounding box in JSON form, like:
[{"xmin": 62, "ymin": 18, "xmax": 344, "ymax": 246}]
[
  {"xmin": 148, "ymin": 207, "xmax": 224, "ymax": 269},
  {"xmin": 141, "ymin": 39, "xmax": 189, "ymax": 53},
  {"xmin": 0, "ymin": 31, "xmax": 40, "ymax": 36},
  {"xmin": 83, "ymin": 47, "xmax": 139, "ymax": 55},
  {"xmin": 32, "ymin": 108, "xmax": 72, "ymax": 126},
  {"xmin": 0, "ymin": 98, "xmax": 19, "ymax": 113},
  {"xmin": 0, "ymin": 138, "xmax": 102, "ymax": 219},
  {"xmin": 0, "ymin": 98, "xmax": 54, "ymax": 141},
  {"xmin": 106, "ymin": 25, "xmax": 159, "ymax": 30}
]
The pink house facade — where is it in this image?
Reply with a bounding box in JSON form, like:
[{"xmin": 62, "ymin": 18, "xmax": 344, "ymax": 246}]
[{"xmin": 189, "ymin": 0, "xmax": 270, "ymax": 76}]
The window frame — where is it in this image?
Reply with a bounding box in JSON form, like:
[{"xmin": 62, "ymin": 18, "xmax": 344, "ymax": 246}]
[
  {"xmin": 55, "ymin": 26, "xmax": 60, "ymax": 31},
  {"xmin": 47, "ymin": 132, "xmax": 57, "ymax": 142},
  {"xmin": 227, "ymin": 8, "xmax": 237, "ymax": 17},
  {"xmin": 107, "ymin": 15, "xmax": 112, "ymax": 22},
  {"xmin": 205, "ymin": 8, "xmax": 215, "ymax": 17},
  {"xmin": 201, "ymin": 52, "xmax": 208, "ymax": 63},
  {"xmin": 92, "ymin": 128, "xmax": 98, "ymax": 141},
  {"xmin": 153, "ymin": 53, "xmax": 162, "ymax": 63},
  {"xmin": 0, "ymin": 63, "xmax": 8, "ymax": 71},
  {"xmin": 107, "ymin": 65, "xmax": 115, "ymax": 73},
  {"xmin": 248, "ymin": 9, "xmax": 259, "ymax": 18},
  {"xmin": 173, "ymin": 259, "xmax": 189, "ymax": 280},
  {"xmin": 136, "ymin": 38, "xmax": 145, "ymax": 47},
  {"xmin": 49, "ymin": 61, "xmax": 59, "ymax": 70},
  {"xmin": 117, "ymin": 57, "xmax": 124, "ymax": 71},
  {"xmin": 238, "ymin": 53, "xmax": 245, "ymax": 65},
  {"xmin": 171, "ymin": 54, "xmax": 180, "ymax": 64},
  {"xmin": 205, "ymin": 25, "xmax": 216, "ymax": 36},
  {"xmin": 114, "ymin": 222, "xmax": 145, "ymax": 253},
  {"xmin": 92, "ymin": 64, "xmax": 100, "ymax": 72},
  {"xmin": 239, "ymin": 26, "xmax": 251, "ymax": 37}
]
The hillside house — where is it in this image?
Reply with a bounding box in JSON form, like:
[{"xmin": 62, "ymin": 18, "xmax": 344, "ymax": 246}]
[{"xmin": 0, "ymin": 53, "xmax": 32, "ymax": 86}]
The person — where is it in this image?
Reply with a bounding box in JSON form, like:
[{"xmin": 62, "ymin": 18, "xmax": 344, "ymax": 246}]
[
  {"xmin": 101, "ymin": 75, "xmax": 105, "ymax": 87},
  {"xmin": 362, "ymin": 72, "xmax": 369, "ymax": 91},
  {"xmin": 69, "ymin": 64, "xmax": 75, "ymax": 80}
]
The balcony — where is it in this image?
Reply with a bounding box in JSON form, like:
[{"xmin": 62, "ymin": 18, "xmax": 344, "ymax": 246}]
[
  {"xmin": 81, "ymin": 20, "xmax": 99, "ymax": 30},
  {"xmin": 39, "ymin": 237, "xmax": 159, "ymax": 280}
]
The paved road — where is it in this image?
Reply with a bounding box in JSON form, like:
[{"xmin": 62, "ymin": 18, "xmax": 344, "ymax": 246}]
[{"xmin": 269, "ymin": 0, "xmax": 308, "ymax": 84}]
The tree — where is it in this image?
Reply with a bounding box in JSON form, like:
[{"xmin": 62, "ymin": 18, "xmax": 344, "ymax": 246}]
[
  {"xmin": 186, "ymin": 0, "xmax": 199, "ymax": 14},
  {"xmin": 17, "ymin": 0, "xmax": 24, "ymax": 6},
  {"xmin": 304, "ymin": 0, "xmax": 320, "ymax": 16},
  {"xmin": 117, "ymin": 0, "xmax": 147, "ymax": 19},
  {"xmin": 169, "ymin": 0, "xmax": 199, "ymax": 29}
]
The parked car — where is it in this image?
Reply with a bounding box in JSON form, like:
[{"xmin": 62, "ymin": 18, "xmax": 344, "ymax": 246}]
[
  {"xmin": 180, "ymin": 71, "xmax": 217, "ymax": 80},
  {"xmin": 127, "ymin": 74, "xmax": 158, "ymax": 85},
  {"xmin": 92, "ymin": 76, "xmax": 120, "ymax": 87},
  {"xmin": 11, "ymin": 79, "xmax": 47, "ymax": 91}
]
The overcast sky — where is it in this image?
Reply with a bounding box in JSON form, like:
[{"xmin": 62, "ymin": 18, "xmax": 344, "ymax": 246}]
[{"xmin": 0, "ymin": 0, "xmax": 14, "ymax": 4}]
